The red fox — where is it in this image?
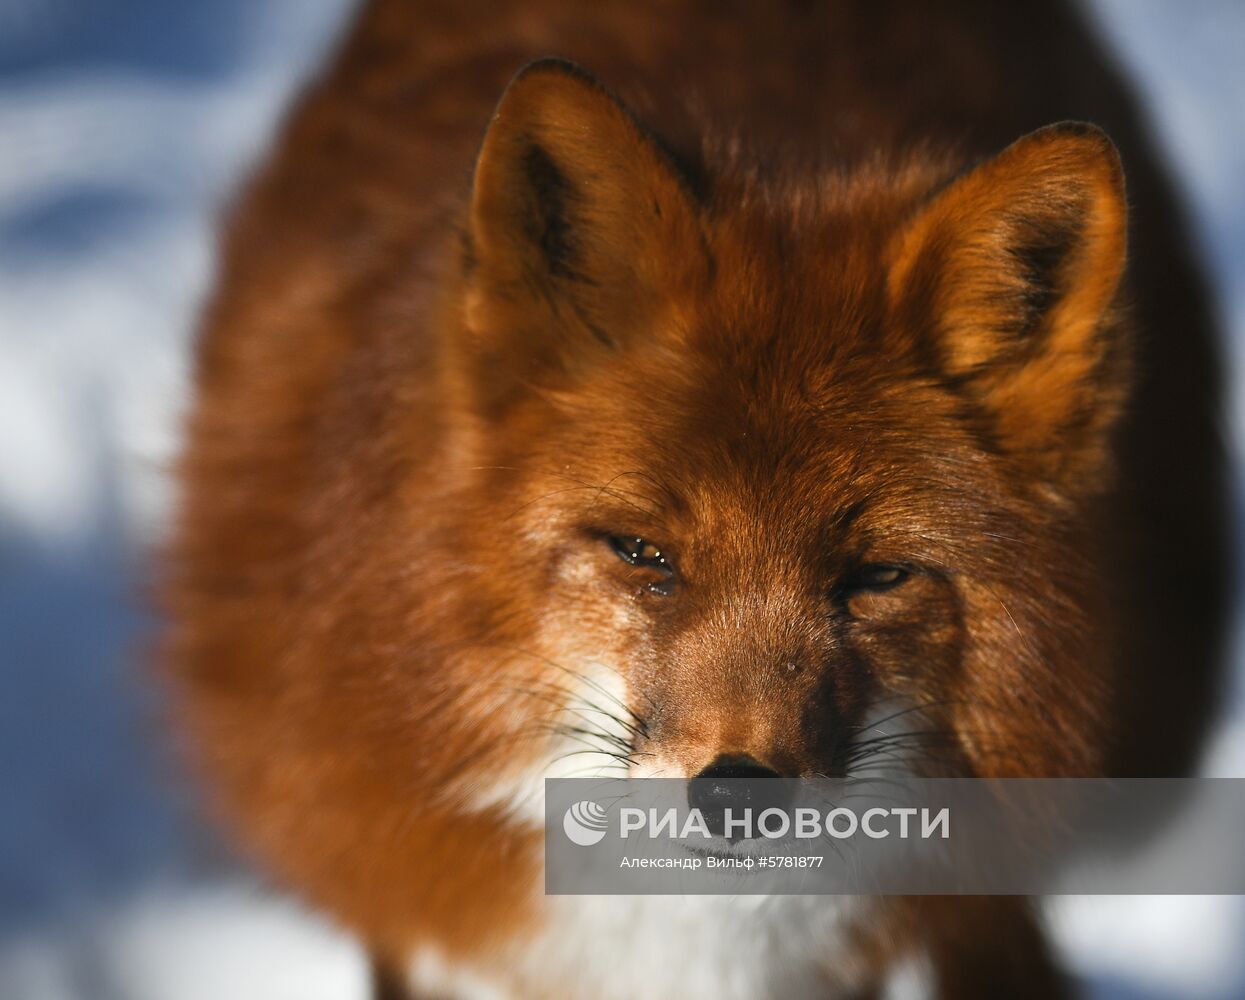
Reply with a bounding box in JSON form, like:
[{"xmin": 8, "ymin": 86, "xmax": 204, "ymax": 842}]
[{"xmin": 166, "ymin": 1, "xmax": 1229, "ymax": 996}]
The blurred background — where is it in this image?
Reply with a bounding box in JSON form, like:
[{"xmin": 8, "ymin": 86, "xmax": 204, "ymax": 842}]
[{"xmin": 0, "ymin": 1, "xmax": 1242, "ymax": 997}]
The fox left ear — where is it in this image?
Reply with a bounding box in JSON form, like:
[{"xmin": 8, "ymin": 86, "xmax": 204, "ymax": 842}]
[
  {"xmin": 889, "ymin": 123, "xmax": 1129, "ymax": 491},
  {"xmin": 461, "ymin": 59, "xmax": 705, "ymax": 406}
]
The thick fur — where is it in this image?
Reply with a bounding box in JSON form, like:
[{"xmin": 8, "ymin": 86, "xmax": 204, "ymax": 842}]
[{"xmin": 165, "ymin": 1, "xmax": 1228, "ymax": 996}]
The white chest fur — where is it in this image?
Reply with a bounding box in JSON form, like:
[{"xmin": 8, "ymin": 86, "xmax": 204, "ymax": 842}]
[{"xmin": 408, "ymin": 892, "xmax": 873, "ymax": 1000}]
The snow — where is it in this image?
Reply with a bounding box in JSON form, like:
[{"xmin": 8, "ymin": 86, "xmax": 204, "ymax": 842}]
[{"xmin": 0, "ymin": 1, "xmax": 1241, "ymax": 997}]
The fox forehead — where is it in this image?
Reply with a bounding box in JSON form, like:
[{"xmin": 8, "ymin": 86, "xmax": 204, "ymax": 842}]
[
  {"xmin": 519, "ymin": 223, "xmax": 972, "ymax": 505},
  {"xmin": 526, "ymin": 339, "xmax": 977, "ymax": 537}
]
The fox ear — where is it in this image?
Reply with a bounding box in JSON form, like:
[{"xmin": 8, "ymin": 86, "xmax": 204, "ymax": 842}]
[
  {"xmin": 462, "ymin": 60, "xmax": 704, "ymax": 398},
  {"xmin": 889, "ymin": 123, "xmax": 1129, "ymax": 490}
]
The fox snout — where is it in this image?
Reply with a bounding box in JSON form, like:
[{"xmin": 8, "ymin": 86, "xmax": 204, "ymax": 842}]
[
  {"xmin": 619, "ymin": 607, "xmax": 874, "ymax": 783},
  {"xmin": 625, "ymin": 660, "xmax": 866, "ymax": 783},
  {"xmin": 686, "ymin": 754, "xmax": 793, "ymax": 839}
]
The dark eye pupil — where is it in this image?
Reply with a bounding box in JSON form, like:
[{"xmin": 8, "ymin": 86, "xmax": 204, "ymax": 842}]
[
  {"xmin": 611, "ymin": 535, "xmax": 667, "ymax": 567},
  {"xmin": 607, "ymin": 535, "xmax": 676, "ymax": 595},
  {"xmin": 850, "ymin": 564, "xmax": 908, "ymax": 591}
]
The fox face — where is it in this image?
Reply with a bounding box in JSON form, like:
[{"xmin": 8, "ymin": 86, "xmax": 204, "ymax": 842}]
[
  {"xmin": 440, "ymin": 61, "xmax": 1128, "ymax": 800},
  {"xmin": 170, "ymin": 54, "xmax": 1138, "ymax": 965}
]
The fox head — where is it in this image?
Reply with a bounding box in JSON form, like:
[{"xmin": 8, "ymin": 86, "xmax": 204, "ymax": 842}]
[
  {"xmin": 436, "ymin": 60, "xmax": 1128, "ymax": 797},
  {"xmin": 173, "ymin": 58, "xmax": 1131, "ymax": 946}
]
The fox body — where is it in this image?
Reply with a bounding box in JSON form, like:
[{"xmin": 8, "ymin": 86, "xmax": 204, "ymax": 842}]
[{"xmin": 168, "ymin": 1, "xmax": 1228, "ymax": 996}]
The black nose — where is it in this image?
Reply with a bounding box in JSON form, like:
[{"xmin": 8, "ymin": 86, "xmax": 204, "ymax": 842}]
[{"xmin": 687, "ymin": 755, "xmax": 793, "ymax": 839}]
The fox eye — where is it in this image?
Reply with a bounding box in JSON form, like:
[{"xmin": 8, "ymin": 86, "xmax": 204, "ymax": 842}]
[
  {"xmin": 845, "ymin": 564, "xmax": 909, "ymax": 593},
  {"xmin": 607, "ymin": 535, "xmax": 675, "ymax": 595},
  {"xmin": 608, "ymin": 535, "xmax": 667, "ymax": 568}
]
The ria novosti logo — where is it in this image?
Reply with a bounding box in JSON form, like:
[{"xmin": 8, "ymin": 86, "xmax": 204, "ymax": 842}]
[
  {"xmin": 562, "ymin": 799, "xmax": 609, "ymax": 846},
  {"xmin": 561, "ymin": 796, "xmax": 949, "ymax": 846}
]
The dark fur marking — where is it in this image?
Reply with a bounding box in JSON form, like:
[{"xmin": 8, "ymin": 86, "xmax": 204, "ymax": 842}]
[
  {"xmin": 521, "ymin": 143, "xmax": 590, "ymax": 283},
  {"xmin": 1006, "ymin": 209, "xmax": 1086, "ymax": 341}
]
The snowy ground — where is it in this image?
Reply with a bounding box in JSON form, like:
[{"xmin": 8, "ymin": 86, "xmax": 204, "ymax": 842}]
[{"xmin": 0, "ymin": 1, "xmax": 1242, "ymax": 997}]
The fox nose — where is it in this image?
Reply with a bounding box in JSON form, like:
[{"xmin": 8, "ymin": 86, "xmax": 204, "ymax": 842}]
[{"xmin": 687, "ymin": 755, "xmax": 793, "ymax": 839}]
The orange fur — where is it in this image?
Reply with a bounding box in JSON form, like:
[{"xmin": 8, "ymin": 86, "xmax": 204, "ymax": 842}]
[{"xmin": 165, "ymin": 2, "xmax": 1229, "ymax": 995}]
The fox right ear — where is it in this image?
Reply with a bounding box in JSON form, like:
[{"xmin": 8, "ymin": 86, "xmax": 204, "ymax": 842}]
[
  {"xmin": 888, "ymin": 123, "xmax": 1129, "ymax": 491},
  {"xmin": 460, "ymin": 60, "xmax": 706, "ymax": 402}
]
